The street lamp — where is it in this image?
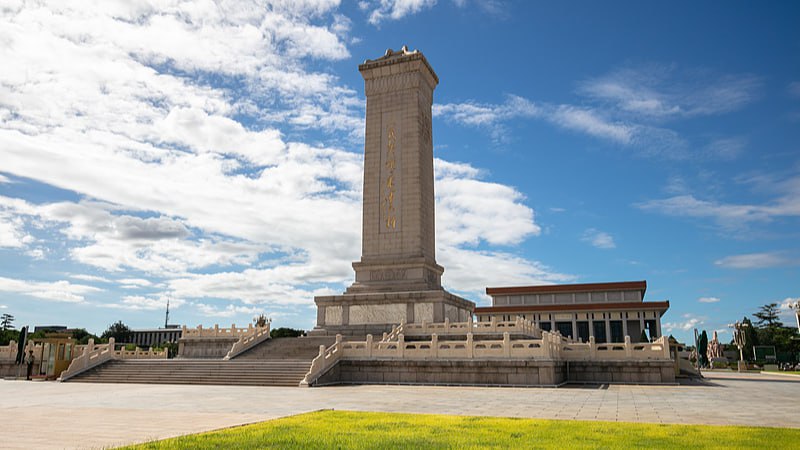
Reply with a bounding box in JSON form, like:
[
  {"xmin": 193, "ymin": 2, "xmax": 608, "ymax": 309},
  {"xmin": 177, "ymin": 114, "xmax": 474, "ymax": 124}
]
[
  {"xmin": 791, "ymin": 301, "xmax": 800, "ymax": 333},
  {"xmin": 729, "ymin": 321, "xmax": 750, "ymax": 372}
]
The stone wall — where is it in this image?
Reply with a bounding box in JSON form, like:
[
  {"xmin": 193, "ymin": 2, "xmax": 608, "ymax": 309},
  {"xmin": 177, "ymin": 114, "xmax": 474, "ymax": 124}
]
[
  {"xmin": 177, "ymin": 337, "xmax": 238, "ymax": 359},
  {"xmin": 316, "ymin": 359, "xmax": 566, "ymax": 387},
  {"xmin": 315, "ymin": 358, "xmax": 675, "ymax": 387},
  {"xmin": 0, "ymin": 361, "xmax": 41, "ymax": 378},
  {"xmin": 566, "ymin": 360, "xmax": 675, "ymax": 384}
]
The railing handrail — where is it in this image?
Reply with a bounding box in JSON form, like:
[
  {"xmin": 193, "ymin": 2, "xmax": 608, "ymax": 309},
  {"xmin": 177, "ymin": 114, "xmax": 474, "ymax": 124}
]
[
  {"xmin": 181, "ymin": 323, "xmax": 261, "ymax": 339},
  {"xmin": 224, "ymin": 322, "xmax": 272, "ymax": 360},
  {"xmin": 300, "ymin": 334, "xmax": 343, "ymax": 387}
]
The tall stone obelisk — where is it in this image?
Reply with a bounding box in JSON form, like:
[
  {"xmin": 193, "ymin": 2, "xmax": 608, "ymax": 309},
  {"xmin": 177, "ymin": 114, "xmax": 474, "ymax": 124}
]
[{"xmin": 313, "ymin": 47, "xmax": 474, "ymax": 336}]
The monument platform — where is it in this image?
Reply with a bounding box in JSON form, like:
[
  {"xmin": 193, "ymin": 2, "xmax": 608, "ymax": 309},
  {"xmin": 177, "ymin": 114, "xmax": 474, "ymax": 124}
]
[{"xmin": 312, "ymin": 289, "xmax": 474, "ymax": 336}]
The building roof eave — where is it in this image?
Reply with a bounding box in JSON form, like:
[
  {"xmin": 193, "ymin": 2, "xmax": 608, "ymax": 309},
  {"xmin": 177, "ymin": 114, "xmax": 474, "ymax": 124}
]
[{"xmin": 474, "ymin": 300, "xmax": 670, "ymax": 315}]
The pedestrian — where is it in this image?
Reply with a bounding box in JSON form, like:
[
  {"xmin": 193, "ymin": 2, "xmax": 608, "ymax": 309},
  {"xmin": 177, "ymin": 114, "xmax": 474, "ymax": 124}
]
[{"xmin": 25, "ymin": 350, "xmax": 35, "ymax": 380}]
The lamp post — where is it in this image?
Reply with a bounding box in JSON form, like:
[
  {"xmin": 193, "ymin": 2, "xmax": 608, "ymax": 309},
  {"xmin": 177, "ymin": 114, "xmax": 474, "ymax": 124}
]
[
  {"xmin": 729, "ymin": 321, "xmax": 750, "ymax": 372},
  {"xmin": 792, "ymin": 301, "xmax": 800, "ymax": 333}
]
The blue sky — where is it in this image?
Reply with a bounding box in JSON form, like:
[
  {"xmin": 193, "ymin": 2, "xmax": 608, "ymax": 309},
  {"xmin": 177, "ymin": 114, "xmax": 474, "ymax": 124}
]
[{"xmin": 1, "ymin": 1, "xmax": 798, "ymax": 343}]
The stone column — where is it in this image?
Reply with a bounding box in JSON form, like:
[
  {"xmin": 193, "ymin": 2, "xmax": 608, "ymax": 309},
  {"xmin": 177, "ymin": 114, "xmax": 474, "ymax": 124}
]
[
  {"xmin": 571, "ymin": 315, "xmax": 577, "ymax": 341},
  {"xmin": 639, "ymin": 314, "xmax": 646, "ymax": 341},
  {"xmin": 605, "ymin": 319, "xmax": 611, "ymax": 344},
  {"xmin": 655, "ymin": 313, "xmax": 662, "ymax": 338}
]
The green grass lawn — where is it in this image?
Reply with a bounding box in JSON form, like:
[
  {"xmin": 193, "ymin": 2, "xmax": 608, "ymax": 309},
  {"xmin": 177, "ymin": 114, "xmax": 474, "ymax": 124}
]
[{"xmin": 122, "ymin": 410, "xmax": 800, "ymax": 449}]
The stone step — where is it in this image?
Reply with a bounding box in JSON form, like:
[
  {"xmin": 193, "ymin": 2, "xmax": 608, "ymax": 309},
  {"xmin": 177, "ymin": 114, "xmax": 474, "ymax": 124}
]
[
  {"xmin": 67, "ymin": 359, "xmax": 312, "ymax": 386},
  {"xmin": 233, "ymin": 336, "xmax": 337, "ymax": 360}
]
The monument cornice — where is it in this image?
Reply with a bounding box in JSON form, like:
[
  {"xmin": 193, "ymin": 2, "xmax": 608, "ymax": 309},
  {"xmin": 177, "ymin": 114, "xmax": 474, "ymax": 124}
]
[{"xmin": 358, "ymin": 46, "xmax": 439, "ymax": 84}]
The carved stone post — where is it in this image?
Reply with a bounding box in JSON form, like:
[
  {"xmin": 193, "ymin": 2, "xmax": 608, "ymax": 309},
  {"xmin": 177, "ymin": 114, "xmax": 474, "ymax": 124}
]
[
  {"xmin": 589, "ymin": 336, "xmax": 596, "ymax": 360},
  {"xmin": 398, "ymin": 334, "xmax": 404, "ymax": 358},
  {"xmin": 503, "ymin": 332, "xmax": 510, "ymax": 358},
  {"xmin": 366, "ymin": 334, "xmax": 373, "ymax": 358},
  {"xmin": 431, "ymin": 333, "xmax": 438, "ymax": 358},
  {"xmin": 466, "ymin": 332, "xmax": 474, "ymax": 359},
  {"xmin": 624, "ymin": 335, "xmax": 632, "ymax": 358}
]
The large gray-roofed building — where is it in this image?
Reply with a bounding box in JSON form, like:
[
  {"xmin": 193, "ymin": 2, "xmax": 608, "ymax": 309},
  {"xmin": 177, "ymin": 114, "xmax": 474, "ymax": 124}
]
[{"xmin": 475, "ymin": 281, "xmax": 669, "ymax": 344}]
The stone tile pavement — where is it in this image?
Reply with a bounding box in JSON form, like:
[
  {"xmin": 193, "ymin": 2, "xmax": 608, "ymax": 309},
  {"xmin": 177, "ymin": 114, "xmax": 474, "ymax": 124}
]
[{"xmin": 1, "ymin": 371, "xmax": 798, "ymax": 449}]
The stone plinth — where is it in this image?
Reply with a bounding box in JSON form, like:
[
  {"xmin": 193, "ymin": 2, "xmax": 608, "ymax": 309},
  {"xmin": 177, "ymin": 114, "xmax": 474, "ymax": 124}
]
[{"xmin": 313, "ymin": 290, "xmax": 474, "ymax": 336}]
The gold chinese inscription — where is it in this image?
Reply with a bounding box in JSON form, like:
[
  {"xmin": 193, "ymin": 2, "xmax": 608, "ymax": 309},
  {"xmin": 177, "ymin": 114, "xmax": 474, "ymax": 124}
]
[{"xmin": 383, "ymin": 124, "xmax": 397, "ymax": 229}]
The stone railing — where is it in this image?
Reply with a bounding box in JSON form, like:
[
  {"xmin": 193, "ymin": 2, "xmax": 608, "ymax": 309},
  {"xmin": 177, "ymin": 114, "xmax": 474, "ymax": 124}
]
[
  {"xmin": 300, "ymin": 334, "xmax": 343, "ymax": 387},
  {"xmin": 301, "ymin": 331, "xmax": 670, "ymax": 386},
  {"xmin": 59, "ymin": 338, "xmax": 116, "ymax": 381},
  {"xmin": 181, "ymin": 323, "xmax": 260, "ymax": 339},
  {"xmin": 224, "ymin": 323, "xmax": 272, "ymax": 360},
  {"xmin": 343, "ymin": 332, "xmax": 558, "ymax": 360},
  {"xmin": 59, "ymin": 338, "xmax": 168, "ymax": 381},
  {"xmin": 388, "ymin": 317, "xmax": 542, "ymax": 339},
  {"xmin": 2, "ymin": 342, "xmax": 44, "ymax": 362},
  {"xmin": 114, "ymin": 347, "xmax": 168, "ymax": 359},
  {"xmin": 0, "ymin": 341, "xmax": 18, "ymax": 361}
]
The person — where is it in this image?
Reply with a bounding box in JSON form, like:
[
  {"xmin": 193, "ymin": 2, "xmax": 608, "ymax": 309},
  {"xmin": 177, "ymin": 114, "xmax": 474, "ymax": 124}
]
[{"xmin": 25, "ymin": 350, "xmax": 35, "ymax": 380}]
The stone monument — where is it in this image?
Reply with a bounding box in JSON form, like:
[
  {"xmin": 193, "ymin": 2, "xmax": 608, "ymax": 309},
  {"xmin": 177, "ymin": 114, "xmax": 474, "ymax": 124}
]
[{"xmin": 312, "ymin": 46, "xmax": 475, "ymax": 335}]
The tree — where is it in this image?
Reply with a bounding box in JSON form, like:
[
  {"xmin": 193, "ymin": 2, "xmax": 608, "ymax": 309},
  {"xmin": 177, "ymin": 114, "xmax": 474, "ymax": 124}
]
[
  {"xmin": 640, "ymin": 330, "xmax": 649, "ymax": 343},
  {"xmin": 253, "ymin": 313, "xmax": 269, "ymax": 328},
  {"xmin": 741, "ymin": 317, "xmax": 758, "ymax": 360},
  {"xmin": 753, "ymin": 303, "xmax": 783, "ymax": 329},
  {"xmin": 1, "ymin": 313, "xmax": 14, "ymax": 331},
  {"xmin": 101, "ymin": 320, "xmax": 133, "ymax": 343},
  {"xmin": 270, "ymin": 327, "xmax": 305, "ymax": 339},
  {"xmin": 71, "ymin": 328, "xmax": 101, "ymax": 345},
  {"xmin": 697, "ymin": 330, "xmax": 709, "ymax": 367},
  {"xmin": 0, "ymin": 328, "xmax": 19, "ymax": 346}
]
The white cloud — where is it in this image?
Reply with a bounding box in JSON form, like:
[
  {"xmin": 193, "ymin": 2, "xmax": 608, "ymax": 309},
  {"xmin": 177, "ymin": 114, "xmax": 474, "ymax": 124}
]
[
  {"xmin": 663, "ymin": 314, "xmax": 705, "ymax": 332},
  {"xmin": 0, "ymin": 1, "xmax": 569, "ymax": 318},
  {"xmin": 433, "ymin": 95, "xmax": 538, "ymax": 143},
  {"xmin": 714, "ymin": 252, "xmax": 793, "ymax": 269},
  {"xmin": 365, "ymin": 0, "xmax": 437, "ymax": 25},
  {"xmin": 69, "ymin": 274, "xmax": 113, "ymax": 283},
  {"xmin": 550, "ymin": 105, "xmax": 633, "ymax": 144},
  {"xmin": 579, "ymin": 65, "xmax": 761, "ymax": 119},
  {"xmin": 0, "ymin": 276, "xmax": 102, "ymax": 303},
  {"xmin": 581, "ymin": 228, "xmax": 616, "ymax": 249},
  {"xmin": 698, "ymin": 296, "xmax": 720, "ymax": 303},
  {"xmin": 635, "ymin": 170, "xmax": 800, "ymax": 230},
  {"xmin": 436, "ymin": 64, "xmax": 756, "ymax": 160},
  {"xmin": 194, "ymin": 302, "xmax": 264, "ymax": 318},
  {"xmin": 105, "ymin": 295, "xmax": 184, "ymax": 311}
]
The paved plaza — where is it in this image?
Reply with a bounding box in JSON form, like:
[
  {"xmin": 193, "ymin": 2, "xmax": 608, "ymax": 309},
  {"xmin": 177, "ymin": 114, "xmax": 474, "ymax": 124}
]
[{"xmin": 1, "ymin": 372, "xmax": 799, "ymax": 449}]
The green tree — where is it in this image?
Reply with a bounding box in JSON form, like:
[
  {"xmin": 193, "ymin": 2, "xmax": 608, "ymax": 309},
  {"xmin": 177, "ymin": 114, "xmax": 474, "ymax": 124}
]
[
  {"xmin": 697, "ymin": 330, "xmax": 709, "ymax": 367},
  {"xmin": 0, "ymin": 328, "xmax": 19, "ymax": 346},
  {"xmin": 71, "ymin": 328, "xmax": 101, "ymax": 345},
  {"xmin": 640, "ymin": 329, "xmax": 649, "ymax": 343},
  {"xmin": 753, "ymin": 303, "xmax": 783, "ymax": 329},
  {"xmin": 270, "ymin": 327, "xmax": 305, "ymax": 339},
  {"xmin": 101, "ymin": 320, "xmax": 133, "ymax": 343},
  {"xmin": 0, "ymin": 313, "xmax": 14, "ymax": 330}
]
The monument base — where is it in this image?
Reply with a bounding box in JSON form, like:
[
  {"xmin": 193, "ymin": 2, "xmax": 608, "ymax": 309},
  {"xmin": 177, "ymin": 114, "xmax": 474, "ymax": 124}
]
[{"xmin": 311, "ymin": 290, "xmax": 475, "ymax": 337}]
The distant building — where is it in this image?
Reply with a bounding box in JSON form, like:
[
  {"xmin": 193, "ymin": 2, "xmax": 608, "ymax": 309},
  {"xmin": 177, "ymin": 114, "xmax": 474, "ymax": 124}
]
[
  {"xmin": 33, "ymin": 325, "xmax": 68, "ymax": 333},
  {"xmin": 474, "ymin": 281, "xmax": 668, "ymax": 343},
  {"xmin": 130, "ymin": 325, "xmax": 182, "ymax": 347}
]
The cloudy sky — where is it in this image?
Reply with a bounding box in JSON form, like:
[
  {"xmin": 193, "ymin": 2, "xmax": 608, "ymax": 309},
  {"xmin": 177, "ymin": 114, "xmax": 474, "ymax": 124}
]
[{"xmin": 1, "ymin": 1, "xmax": 798, "ymax": 342}]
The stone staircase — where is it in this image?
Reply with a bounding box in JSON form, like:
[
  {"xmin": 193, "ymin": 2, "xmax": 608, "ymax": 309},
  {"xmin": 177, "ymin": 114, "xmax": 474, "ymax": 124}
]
[
  {"xmin": 65, "ymin": 336, "xmax": 340, "ymax": 386},
  {"xmin": 234, "ymin": 336, "xmax": 337, "ymax": 360},
  {"xmin": 68, "ymin": 359, "xmax": 311, "ymax": 386}
]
